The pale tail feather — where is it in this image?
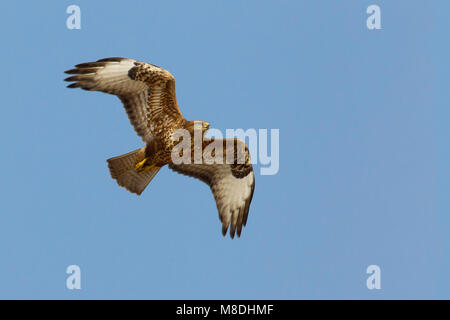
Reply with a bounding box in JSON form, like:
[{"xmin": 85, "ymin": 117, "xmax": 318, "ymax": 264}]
[{"xmin": 107, "ymin": 148, "xmax": 161, "ymax": 195}]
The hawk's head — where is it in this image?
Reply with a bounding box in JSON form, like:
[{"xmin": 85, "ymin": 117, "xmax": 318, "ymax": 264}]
[{"xmin": 185, "ymin": 120, "xmax": 210, "ymax": 136}]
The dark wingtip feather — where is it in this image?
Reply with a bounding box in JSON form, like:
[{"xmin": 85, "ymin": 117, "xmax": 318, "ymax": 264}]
[
  {"xmin": 64, "ymin": 75, "xmax": 81, "ymax": 82},
  {"xmin": 75, "ymin": 62, "xmax": 104, "ymax": 68},
  {"xmin": 236, "ymin": 208, "xmax": 244, "ymax": 237},
  {"xmin": 236, "ymin": 224, "xmax": 243, "ymax": 238},
  {"xmin": 242, "ymin": 206, "xmax": 250, "ymax": 227},
  {"xmin": 65, "ymin": 67, "xmax": 99, "ymax": 75},
  {"xmin": 242, "ymin": 177, "xmax": 255, "ymax": 227},
  {"xmin": 97, "ymin": 57, "xmax": 127, "ymax": 62},
  {"xmin": 222, "ymin": 224, "xmax": 228, "ymax": 237},
  {"xmin": 229, "ymin": 213, "xmax": 237, "ymax": 239},
  {"xmin": 66, "ymin": 83, "xmax": 80, "ymax": 88}
]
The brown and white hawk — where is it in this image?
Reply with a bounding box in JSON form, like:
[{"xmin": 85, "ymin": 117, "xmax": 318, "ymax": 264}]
[{"xmin": 64, "ymin": 57, "xmax": 255, "ymax": 238}]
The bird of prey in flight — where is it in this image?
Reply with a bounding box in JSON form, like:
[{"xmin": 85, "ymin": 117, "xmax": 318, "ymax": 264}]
[{"xmin": 64, "ymin": 57, "xmax": 254, "ymax": 238}]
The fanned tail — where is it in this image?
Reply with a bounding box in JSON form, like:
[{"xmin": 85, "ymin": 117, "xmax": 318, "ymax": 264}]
[{"xmin": 107, "ymin": 148, "xmax": 161, "ymax": 195}]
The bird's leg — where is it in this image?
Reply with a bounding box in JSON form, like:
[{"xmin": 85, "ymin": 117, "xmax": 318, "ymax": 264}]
[{"xmin": 134, "ymin": 158, "xmax": 155, "ymax": 173}]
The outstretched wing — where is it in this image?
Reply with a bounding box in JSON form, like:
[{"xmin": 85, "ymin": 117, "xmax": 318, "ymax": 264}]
[
  {"xmin": 169, "ymin": 138, "xmax": 255, "ymax": 238},
  {"xmin": 64, "ymin": 57, "xmax": 184, "ymax": 143}
]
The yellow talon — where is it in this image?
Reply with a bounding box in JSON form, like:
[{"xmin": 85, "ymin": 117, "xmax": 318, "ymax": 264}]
[{"xmin": 135, "ymin": 158, "xmax": 154, "ymax": 173}]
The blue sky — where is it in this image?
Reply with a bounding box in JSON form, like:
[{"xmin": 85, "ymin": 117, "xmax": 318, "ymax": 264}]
[{"xmin": 0, "ymin": 1, "xmax": 447, "ymax": 299}]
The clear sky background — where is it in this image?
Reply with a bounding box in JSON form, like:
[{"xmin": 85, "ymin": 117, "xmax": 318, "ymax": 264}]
[{"xmin": 0, "ymin": 1, "xmax": 447, "ymax": 299}]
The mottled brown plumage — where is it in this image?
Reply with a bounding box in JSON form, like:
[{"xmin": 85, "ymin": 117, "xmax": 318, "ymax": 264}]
[
  {"xmin": 170, "ymin": 138, "xmax": 254, "ymax": 237},
  {"xmin": 65, "ymin": 57, "xmax": 255, "ymax": 238}
]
